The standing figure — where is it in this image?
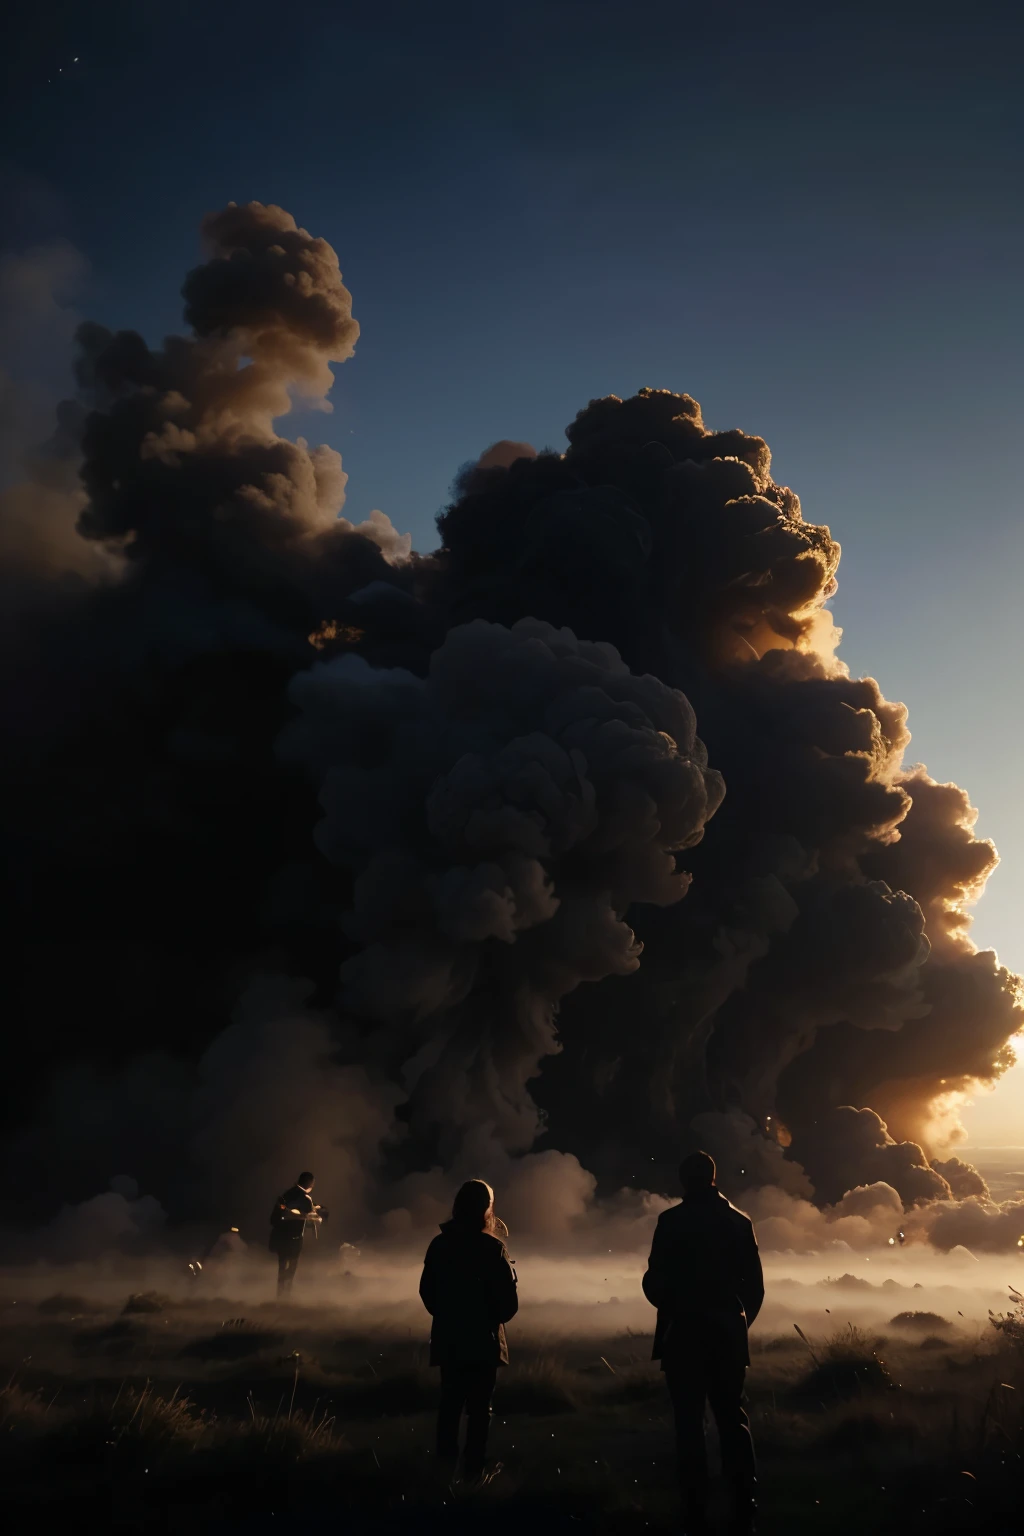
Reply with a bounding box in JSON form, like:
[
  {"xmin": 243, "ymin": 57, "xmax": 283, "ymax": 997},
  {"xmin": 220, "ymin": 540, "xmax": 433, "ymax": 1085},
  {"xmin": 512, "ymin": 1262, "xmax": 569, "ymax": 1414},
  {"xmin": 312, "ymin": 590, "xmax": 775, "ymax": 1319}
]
[
  {"xmin": 419, "ymin": 1179, "xmax": 518, "ymax": 1485},
  {"xmin": 269, "ymin": 1170, "xmax": 322, "ymax": 1298},
  {"xmin": 642, "ymin": 1151, "xmax": 764, "ymax": 1536}
]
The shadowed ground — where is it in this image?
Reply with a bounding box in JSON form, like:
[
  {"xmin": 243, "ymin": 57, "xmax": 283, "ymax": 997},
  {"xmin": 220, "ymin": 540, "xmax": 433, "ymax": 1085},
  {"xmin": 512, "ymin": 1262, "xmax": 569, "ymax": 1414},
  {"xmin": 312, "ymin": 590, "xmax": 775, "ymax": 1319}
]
[{"xmin": 1, "ymin": 1291, "xmax": 1021, "ymax": 1533}]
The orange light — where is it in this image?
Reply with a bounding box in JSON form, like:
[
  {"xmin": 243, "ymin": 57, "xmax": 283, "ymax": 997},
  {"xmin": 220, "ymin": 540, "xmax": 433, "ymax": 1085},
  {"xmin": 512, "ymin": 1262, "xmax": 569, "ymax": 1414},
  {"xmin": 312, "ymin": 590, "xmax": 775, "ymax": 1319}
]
[{"xmin": 308, "ymin": 620, "xmax": 365, "ymax": 651}]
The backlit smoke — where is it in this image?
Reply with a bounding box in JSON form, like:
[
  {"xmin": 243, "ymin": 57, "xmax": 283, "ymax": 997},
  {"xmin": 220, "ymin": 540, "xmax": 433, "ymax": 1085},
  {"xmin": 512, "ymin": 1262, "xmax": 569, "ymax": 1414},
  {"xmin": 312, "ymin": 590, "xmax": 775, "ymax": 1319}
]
[
  {"xmin": 427, "ymin": 391, "xmax": 1022, "ymax": 1228},
  {"xmin": 2, "ymin": 204, "xmax": 1022, "ymax": 1254}
]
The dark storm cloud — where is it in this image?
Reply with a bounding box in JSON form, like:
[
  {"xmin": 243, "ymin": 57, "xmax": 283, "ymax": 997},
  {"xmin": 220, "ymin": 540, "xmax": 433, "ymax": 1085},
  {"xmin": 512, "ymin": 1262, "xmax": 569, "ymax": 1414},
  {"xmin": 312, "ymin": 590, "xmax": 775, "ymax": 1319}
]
[
  {"xmin": 184, "ymin": 202, "xmax": 361, "ymax": 365},
  {"xmin": 789, "ymin": 1105, "xmax": 952, "ymax": 1208},
  {"xmin": 72, "ymin": 200, "xmax": 405, "ymax": 630},
  {"xmin": 0, "ymin": 205, "xmax": 411, "ymax": 1218},
  {"xmin": 430, "ymin": 384, "xmax": 1021, "ymax": 1220},
  {"xmin": 282, "ymin": 616, "xmax": 723, "ymax": 1162},
  {"xmin": 4, "ymin": 211, "xmax": 1022, "ymax": 1249}
]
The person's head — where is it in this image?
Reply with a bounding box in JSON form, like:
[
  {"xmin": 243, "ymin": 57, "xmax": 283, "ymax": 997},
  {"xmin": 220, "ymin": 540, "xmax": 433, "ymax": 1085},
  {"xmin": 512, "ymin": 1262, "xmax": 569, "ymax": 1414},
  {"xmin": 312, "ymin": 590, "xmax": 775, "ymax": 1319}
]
[
  {"xmin": 297, "ymin": 1171, "xmax": 315, "ymax": 1192},
  {"xmin": 451, "ymin": 1179, "xmax": 495, "ymax": 1232},
  {"xmin": 679, "ymin": 1150, "xmax": 716, "ymax": 1195}
]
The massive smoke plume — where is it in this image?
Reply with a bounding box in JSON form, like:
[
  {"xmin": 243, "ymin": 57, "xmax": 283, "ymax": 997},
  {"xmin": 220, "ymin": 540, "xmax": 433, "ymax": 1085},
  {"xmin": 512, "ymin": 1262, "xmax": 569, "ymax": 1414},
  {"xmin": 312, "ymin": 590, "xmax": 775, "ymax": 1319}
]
[
  {"xmin": 2, "ymin": 203, "xmax": 1021, "ymax": 1252},
  {"xmin": 282, "ymin": 616, "xmax": 722, "ymax": 1165}
]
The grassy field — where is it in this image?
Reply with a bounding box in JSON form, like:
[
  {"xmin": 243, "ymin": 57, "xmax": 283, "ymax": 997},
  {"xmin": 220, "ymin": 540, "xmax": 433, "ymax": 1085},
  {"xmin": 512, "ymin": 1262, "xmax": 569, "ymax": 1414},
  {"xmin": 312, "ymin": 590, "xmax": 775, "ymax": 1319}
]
[{"xmin": 1, "ymin": 1288, "xmax": 1021, "ymax": 1534}]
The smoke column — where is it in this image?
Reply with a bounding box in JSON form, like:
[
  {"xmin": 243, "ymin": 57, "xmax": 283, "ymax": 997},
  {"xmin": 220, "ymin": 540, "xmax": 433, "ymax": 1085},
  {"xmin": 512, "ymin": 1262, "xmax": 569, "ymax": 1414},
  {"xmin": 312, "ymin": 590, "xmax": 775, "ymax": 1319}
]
[
  {"xmin": 281, "ymin": 616, "xmax": 723, "ymax": 1169},
  {"xmin": 2, "ymin": 205, "xmax": 1021, "ymax": 1252}
]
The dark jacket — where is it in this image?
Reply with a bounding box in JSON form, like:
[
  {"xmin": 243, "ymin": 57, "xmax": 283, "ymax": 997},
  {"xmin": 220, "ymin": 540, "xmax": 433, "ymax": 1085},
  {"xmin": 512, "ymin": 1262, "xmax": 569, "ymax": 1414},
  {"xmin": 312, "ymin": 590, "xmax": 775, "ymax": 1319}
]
[
  {"xmin": 642, "ymin": 1189, "xmax": 764, "ymax": 1369},
  {"xmin": 419, "ymin": 1220, "xmax": 519, "ymax": 1367},
  {"xmin": 269, "ymin": 1185, "xmax": 315, "ymax": 1253}
]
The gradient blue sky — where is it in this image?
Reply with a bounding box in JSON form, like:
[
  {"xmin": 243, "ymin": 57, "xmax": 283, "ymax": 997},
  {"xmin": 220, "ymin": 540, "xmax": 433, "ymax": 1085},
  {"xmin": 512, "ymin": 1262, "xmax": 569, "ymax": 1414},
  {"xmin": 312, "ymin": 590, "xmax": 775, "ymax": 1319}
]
[{"xmin": 4, "ymin": 0, "xmax": 1023, "ymax": 1139}]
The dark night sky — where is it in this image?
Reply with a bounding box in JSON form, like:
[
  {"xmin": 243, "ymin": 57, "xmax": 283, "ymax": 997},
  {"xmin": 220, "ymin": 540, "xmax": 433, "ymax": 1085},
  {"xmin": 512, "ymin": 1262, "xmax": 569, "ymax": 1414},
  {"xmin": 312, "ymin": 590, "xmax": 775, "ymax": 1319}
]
[{"xmin": 3, "ymin": 0, "xmax": 1024, "ymax": 1134}]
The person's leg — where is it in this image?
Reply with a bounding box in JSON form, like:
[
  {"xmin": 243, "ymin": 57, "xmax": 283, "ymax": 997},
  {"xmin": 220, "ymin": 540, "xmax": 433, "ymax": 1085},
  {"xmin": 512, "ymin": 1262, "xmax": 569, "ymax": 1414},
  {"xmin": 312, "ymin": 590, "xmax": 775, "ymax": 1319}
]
[
  {"xmin": 664, "ymin": 1364, "xmax": 710, "ymax": 1528},
  {"xmin": 462, "ymin": 1366, "xmax": 498, "ymax": 1478},
  {"xmin": 437, "ymin": 1366, "xmax": 468, "ymax": 1463},
  {"xmin": 277, "ymin": 1244, "xmax": 301, "ymax": 1296},
  {"xmin": 707, "ymin": 1362, "xmax": 756, "ymax": 1533}
]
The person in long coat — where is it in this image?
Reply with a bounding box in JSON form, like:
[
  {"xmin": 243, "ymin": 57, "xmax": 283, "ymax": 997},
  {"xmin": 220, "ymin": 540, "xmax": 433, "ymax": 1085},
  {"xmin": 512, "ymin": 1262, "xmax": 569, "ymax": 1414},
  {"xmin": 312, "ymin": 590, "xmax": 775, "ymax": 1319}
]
[
  {"xmin": 419, "ymin": 1179, "xmax": 518, "ymax": 1483},
  {"xmin": 643, "ymin": 1150, "xmax": 764, "ymax": 1536}
]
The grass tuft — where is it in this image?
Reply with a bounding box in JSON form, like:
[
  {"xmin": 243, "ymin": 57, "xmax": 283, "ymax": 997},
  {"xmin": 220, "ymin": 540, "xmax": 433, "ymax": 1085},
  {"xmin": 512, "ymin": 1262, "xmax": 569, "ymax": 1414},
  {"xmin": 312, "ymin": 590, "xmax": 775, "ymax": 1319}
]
[
  {"xmin": 182, "ymin": 1321, "xmax": 285, "ymax": 1361},
  {"xmin": 122, "ymin": 1291, "xmax": 171, "ymax": 1315},
  {"xmin": 498, "ymin": 1357, "xmax": 579, "ymax": 1414},
  {"xmin": 789, "ymin": 1324, "xmax": 895, "ymax": 1403},
  {"xmin": 36, "ymin": 1293, "xmax": 96, "ymax": 1315},
  {"xmin": 1, "ymin": 1379, "xmax": 347, "ymax": 1489},
  {"xmin": 989, "ymin": 1287, "xmax": 1024, "ymax": 1353}
]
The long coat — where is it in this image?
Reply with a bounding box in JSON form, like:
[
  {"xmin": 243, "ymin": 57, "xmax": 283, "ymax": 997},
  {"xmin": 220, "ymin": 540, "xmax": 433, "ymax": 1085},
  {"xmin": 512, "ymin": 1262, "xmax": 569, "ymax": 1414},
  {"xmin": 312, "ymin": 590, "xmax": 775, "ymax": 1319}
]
[
  {"xmin": 419, "ymin": 1220, "xmax": 519, "ymax": 1367},
  {"xmin": 642, "ymin": 1189, "xmax": 764, "ymax": 1369}
]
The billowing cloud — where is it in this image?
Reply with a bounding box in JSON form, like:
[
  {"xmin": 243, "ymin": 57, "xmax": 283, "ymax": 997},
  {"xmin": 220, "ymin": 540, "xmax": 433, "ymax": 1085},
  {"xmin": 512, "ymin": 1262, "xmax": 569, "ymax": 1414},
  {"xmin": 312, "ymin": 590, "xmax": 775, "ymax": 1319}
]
[
  {"xmin": 3, "ymin": 210, "xmax": 1022, "ymax": 1251},
  {"xmin": 282, "ymin": 616, "xmax": 723, "ymax": 1162}
]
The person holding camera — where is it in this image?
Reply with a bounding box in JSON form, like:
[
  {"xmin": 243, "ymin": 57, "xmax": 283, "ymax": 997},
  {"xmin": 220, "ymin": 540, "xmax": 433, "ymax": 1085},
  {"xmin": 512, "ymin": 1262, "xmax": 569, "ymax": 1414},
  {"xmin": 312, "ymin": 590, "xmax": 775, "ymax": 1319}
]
[{"xmin": 269, "ymin": 1170, "xmax": 326, "ymax": 1297}]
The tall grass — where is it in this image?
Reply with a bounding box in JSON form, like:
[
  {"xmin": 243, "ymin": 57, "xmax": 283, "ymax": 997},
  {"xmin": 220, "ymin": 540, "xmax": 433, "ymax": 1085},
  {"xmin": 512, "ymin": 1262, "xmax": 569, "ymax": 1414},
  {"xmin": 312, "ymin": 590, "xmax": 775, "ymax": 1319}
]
[
  {"xmin": 2, "ymin": 1314, "xmax": 1022, "ymax": 1532},
  {"xmin": 498, "ymin": 1356, "xmax": 579, "ymax": 1413},
  {"xmin": 1, "ymin": 1378, "xmax": 347, "ymax": 1480},
  {"xmin": 789, "ymin": 1323, "xmax": 895, "ymax": 1402}
]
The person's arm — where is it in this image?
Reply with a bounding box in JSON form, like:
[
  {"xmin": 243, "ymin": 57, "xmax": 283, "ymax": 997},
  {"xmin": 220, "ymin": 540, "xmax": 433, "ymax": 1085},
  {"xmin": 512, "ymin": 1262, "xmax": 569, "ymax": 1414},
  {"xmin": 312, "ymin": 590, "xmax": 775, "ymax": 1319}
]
[
  {"xmin": 282, "ymin": 1203, "xmax": 314, "ymax": 1227},
  {"xmin": 641, "ymin": 1214, "xmax": 673, "ymax": 1311},
  {"xmin": 489, "ymin": 1243, "xmax": 519, "ymax": 1324},
  {"xmin": 271, "ymin": 1200, "xmax": 303, "ymax": 1228},
  {"xmin": 419, "ymin": 1242, "xmax": 438, "ymax": 1316},
  {"xmin": 738, "ymin": 1222, "xmax": 764, "ymax": 1327}
]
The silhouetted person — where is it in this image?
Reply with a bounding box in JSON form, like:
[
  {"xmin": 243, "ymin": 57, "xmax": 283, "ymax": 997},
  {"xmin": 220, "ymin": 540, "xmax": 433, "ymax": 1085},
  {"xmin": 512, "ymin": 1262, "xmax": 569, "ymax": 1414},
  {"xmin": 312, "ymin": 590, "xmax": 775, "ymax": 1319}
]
[
  {"xmin": 269, "ymin": 1171, "xmax": 322, "ymax": 1298},
  {"xmin": 419, "ymin": 1179, "xmax": 518, "ymax": 1484},
  {"xmin": 643, "ymin": 1151, "xmax": 764, "ymax": 1536}
]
